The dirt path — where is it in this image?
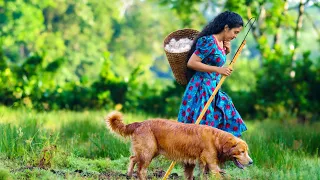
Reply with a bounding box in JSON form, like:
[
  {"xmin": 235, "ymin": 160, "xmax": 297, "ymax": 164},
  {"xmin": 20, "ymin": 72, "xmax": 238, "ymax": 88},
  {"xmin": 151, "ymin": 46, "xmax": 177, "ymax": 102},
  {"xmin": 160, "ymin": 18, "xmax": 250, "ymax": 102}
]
[{"xmin": 11, "ymin": 166, "xmax": 183, "ymax": 179}]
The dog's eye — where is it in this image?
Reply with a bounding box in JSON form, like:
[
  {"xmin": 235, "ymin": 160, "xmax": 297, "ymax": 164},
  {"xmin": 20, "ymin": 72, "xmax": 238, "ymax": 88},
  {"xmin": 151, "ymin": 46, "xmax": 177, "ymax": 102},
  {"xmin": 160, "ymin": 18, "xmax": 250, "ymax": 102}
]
[{"xmin": 241, "ymin": 151, "xmax": 245, "ymax": 153}]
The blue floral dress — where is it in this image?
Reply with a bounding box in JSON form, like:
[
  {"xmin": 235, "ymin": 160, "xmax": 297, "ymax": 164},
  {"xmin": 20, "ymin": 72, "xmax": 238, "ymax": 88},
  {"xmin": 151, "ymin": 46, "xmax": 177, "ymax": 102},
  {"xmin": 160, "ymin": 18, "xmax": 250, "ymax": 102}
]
[{"xmin": 177, "ymin": 35, "xmax": 247, "ymax": 137}]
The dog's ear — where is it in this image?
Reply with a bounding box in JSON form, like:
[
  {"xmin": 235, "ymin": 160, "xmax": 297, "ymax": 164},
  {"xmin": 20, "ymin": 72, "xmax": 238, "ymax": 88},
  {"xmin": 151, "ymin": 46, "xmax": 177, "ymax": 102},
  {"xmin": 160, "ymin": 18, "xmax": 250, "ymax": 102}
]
[{"xmin": 222, "ymin": 138, "xmax": 237, "ymax": 153}]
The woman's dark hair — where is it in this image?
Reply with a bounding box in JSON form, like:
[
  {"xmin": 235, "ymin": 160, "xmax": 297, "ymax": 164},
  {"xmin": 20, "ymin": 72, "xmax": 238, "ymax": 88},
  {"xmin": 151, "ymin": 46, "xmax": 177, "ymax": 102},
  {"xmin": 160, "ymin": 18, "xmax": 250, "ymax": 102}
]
[{"xmin": 186, "ymin": 11, "xmax": 244, "ymax": 82}]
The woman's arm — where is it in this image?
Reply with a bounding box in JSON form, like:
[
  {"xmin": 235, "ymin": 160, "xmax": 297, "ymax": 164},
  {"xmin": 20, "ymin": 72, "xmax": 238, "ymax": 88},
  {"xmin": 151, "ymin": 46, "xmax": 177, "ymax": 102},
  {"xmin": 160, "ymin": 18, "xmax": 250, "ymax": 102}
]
[{"xmin": 187, "ymin": 54, "xmax": 233, "ymax": 76}]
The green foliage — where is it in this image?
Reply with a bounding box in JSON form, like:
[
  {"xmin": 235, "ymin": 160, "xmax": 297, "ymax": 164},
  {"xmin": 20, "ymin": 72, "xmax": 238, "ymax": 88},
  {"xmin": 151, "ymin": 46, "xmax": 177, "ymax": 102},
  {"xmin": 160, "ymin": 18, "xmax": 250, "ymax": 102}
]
[
  {"xmin": 224, "ymin": 0, "xmax": 247, "ymax": 16},
  {"xmin": 0, "ymin": 0, "xmax": 183, "ymax": 114},
  {"xmin": 157, "ymin": 0, "xmax": 205, "ymax": 26},
  {"xmin": 0, "ymin": 47, "xmax": 7, "ymax": 71},
  {"xmin": 0, "ymin": 0, "xmax": 320, "ymax": 122},
  {"xmin": 255, "ymin": 50, "xmax": 320, "ymax": 120},
  {"xmin": 0, "ymin": 0, "xmax": 120, "ymax": 81}
]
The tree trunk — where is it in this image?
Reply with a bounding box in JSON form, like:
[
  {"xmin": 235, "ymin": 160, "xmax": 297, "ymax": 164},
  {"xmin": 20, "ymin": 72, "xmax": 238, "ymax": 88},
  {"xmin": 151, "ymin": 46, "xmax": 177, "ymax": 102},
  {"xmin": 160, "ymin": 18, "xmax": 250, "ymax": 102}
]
[
  {"xmin": 272, "ymin": 0, "xmax": 288, "ymax": 49},
  {"xmin": 291, "ymin": 0, "xmax": 308, "ymax": 64}
]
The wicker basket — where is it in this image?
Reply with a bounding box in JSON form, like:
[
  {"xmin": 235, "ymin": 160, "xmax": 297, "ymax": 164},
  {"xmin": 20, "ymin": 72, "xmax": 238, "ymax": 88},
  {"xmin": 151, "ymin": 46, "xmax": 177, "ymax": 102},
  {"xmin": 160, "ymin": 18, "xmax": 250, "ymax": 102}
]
[{"xmin": 164, "ymin": 28, "xmax": 199, "ymax": 85}]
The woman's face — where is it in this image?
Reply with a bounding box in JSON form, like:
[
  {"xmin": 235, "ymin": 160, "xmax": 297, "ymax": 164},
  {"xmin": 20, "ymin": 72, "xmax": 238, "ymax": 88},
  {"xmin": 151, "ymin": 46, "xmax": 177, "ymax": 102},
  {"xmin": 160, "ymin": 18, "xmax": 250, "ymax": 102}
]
[{"xmin": 224, "ymin": 26, "xmax": 242, "ymax": 41}]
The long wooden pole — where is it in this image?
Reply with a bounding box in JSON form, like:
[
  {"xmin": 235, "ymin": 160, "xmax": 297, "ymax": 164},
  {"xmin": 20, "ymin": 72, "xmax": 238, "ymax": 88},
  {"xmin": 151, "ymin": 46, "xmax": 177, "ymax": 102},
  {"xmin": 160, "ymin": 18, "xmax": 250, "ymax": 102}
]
[{"xmin": 162, "ymin": 40, "xmax": 247, "ymax": 180}]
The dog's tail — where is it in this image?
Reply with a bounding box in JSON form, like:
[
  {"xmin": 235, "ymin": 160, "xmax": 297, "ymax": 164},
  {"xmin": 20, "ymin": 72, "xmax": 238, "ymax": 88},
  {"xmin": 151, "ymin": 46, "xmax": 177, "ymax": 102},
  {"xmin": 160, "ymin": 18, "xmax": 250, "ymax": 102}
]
[{"xmin": 105, "ymin": 111, "xmax": 140, "ymax": 137}]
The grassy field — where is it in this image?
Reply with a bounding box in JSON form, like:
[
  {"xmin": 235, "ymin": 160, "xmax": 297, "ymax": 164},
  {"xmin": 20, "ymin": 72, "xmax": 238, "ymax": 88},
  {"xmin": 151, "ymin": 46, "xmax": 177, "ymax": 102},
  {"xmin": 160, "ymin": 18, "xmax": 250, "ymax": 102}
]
[{"xmin": 0, "ymin": 106, "xmax": 319, "ymax": 180}]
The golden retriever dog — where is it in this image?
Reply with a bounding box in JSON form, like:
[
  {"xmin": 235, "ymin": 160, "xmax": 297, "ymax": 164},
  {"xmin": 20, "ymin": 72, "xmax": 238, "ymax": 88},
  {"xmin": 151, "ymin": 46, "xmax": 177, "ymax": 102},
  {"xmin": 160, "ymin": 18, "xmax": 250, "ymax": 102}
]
[{"xmin": 105, "ymin": 111, "xmax": 253, "ymax": 180}]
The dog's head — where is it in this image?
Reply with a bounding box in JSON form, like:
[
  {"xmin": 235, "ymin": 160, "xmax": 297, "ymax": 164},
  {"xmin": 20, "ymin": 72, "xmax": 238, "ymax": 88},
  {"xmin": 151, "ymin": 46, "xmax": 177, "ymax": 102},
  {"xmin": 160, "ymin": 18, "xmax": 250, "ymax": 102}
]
[{"xmin": 222, "ymin": 136, "xmax": 253, "ymax": 169}]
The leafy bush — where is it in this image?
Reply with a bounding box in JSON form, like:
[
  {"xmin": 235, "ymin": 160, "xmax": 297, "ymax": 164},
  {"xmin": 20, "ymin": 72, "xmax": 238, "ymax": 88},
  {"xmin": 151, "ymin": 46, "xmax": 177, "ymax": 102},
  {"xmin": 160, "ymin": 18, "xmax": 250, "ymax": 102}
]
[
  {"xmin": 255, "ymin": 51, "xmax": 320, "ymax": 121},
  {"xmin": 0, "ymin": 46, "xmax": 319, "ymax": 122}
]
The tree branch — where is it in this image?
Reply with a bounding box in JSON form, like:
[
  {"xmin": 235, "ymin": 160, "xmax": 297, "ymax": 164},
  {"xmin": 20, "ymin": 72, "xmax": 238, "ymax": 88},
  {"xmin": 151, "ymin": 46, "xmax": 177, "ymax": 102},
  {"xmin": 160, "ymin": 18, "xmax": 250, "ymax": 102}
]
[
  {"xmin": 291, "ymin": 0, "xmax": 308, "ymax": 62},
  {"xmin": 287, "ymin": 0, "xmax": 312, "ymax": 10},
  {"xmin": 272, "ymin": 0, "xmax": 288, "ymax": 49}
]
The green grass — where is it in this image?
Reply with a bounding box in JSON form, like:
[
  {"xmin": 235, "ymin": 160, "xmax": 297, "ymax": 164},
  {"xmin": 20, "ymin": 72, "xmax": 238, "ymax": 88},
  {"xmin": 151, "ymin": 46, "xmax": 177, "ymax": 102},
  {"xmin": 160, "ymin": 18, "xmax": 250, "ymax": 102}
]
[
  {"xmin": 226, "ymin": 120, "xmax": 320, "ymax": 179},
  {"xmin": 0, "ymin": 106, "xmax": 319, "ymax": 179}
]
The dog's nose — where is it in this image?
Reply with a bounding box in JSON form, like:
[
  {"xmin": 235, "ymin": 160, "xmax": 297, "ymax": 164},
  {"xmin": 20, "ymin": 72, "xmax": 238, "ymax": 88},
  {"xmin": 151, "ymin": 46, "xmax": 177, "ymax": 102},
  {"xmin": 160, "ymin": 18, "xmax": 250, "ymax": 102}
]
[{"xmin": 249, "ymin": 160, "xmax": 253, "ymax": 165}]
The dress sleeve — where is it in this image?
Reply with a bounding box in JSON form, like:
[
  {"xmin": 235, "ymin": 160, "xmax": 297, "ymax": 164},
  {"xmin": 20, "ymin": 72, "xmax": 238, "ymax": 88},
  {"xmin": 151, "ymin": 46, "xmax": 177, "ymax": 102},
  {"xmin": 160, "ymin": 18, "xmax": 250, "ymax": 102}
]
[{"xmin": 194, "ymin": 36, "xmax": 216, "ymax": 60}]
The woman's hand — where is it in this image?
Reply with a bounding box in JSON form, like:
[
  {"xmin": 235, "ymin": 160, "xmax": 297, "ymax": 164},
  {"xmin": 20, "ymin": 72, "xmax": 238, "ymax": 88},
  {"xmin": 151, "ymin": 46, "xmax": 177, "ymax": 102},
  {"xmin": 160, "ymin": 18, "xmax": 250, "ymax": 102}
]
[
  {"xmin": 217, "ymin": 67, "xmax": 233, "ymax": 76},
  {"xmin": 223, "ymin": 41, "xmax": 231, "ymax": 54}
]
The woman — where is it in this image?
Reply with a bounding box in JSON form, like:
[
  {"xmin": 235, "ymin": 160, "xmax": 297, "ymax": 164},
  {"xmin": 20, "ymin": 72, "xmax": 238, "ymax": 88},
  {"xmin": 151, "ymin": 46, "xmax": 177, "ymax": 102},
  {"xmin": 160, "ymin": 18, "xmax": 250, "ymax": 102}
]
[{"xmin": 178, "ymin": 11, "xmax": 247, "ymax": 137}]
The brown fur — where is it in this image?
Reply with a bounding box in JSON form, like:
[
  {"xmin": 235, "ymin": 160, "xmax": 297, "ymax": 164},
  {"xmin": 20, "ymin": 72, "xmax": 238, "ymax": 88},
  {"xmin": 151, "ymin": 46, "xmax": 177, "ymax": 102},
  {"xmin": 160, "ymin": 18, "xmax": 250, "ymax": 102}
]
[{"xmin": 105, "ymin": 111, "xmax": 252, "ymax": 180}]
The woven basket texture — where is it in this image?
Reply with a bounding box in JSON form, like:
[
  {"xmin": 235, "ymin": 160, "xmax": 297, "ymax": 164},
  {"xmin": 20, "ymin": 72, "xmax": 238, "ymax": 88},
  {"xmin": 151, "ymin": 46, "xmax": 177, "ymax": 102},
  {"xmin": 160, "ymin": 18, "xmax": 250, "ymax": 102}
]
[{"xmin": 164, "ymin": 28, "xmax": 199, "ymax": 85}]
